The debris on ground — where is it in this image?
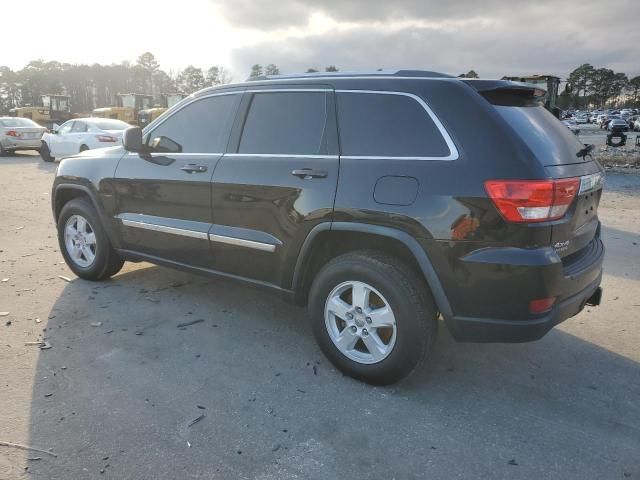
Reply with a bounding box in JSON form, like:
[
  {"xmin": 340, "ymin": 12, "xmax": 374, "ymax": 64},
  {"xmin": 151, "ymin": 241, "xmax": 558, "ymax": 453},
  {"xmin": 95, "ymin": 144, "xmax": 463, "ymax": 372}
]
[
  {"xmin": 24, "ymin": 340, "xmax": 52, "ymax": 350},
  {"xmin": 57, "ymin": 275, "xmax": 71, "ymax": 282},
  {"xmin": 177, "ymin": 319, "xmax": 204, "ymax": 328},
  {"xmin": 508, "ymin": 459, "xmax": 518, "ymax": 466},
  {"xmin": 0, "ymin": 440, "xmax": 57, "ymax": 458},
  {"xmin": 90, "ymin": 322, "xmax": 102, "ymax": 327},
  {"xmin": 188, "ymin": 414, "xmax": 206, "ymax": 427},
  {"xmin": 0, "ymin": 312, "xmax": 9, "ymax": 316}
]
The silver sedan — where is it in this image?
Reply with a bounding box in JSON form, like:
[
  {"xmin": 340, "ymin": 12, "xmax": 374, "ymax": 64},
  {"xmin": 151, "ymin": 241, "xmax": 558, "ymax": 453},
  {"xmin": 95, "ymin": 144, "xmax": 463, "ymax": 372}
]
[{"xmin": 0, "ymin": 117, "xmax": 46, "ymax": 155}]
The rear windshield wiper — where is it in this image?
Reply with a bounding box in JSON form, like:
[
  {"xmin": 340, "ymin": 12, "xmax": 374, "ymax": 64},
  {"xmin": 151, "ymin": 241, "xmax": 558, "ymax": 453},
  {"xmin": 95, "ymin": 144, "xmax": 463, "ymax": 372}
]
[{"xmin": 576, "ymin": 144, "xmax": 594, "ymax": 159}]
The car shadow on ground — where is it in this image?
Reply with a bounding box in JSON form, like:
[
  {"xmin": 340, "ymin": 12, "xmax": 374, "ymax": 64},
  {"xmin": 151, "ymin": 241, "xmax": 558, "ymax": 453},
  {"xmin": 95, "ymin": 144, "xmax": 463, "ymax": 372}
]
[
  {"xmin": 0, "ymin": 151, "xmax": 58, "ymax": 172},
  {"xmin": 24, "ymin": 264, "xmax": 640, "ymax": 479}
]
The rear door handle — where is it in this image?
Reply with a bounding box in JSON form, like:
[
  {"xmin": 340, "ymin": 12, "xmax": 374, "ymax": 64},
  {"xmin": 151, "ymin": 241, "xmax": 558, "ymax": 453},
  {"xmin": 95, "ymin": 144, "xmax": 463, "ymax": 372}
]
[
  {"xmin": 291, "ymin": 168, "xmax": 328, "ymax": 179},
  {"xmin": 181, "ymin": 164, "xmax": 208, "ymax": 173}
]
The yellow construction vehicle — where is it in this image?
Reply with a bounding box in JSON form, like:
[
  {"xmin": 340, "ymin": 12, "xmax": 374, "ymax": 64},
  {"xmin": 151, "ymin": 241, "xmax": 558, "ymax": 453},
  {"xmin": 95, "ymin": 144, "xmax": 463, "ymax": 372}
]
[
  {"xmin": 137, "ymin": 93, "xmax": 186, "ymax": 127},
  {"xmin": 10, "ymin": 94, "xmax": 72, "ymax": 128},
  {"xmin": 92, "ymin": 93, "xmax": 153, "ymax": 125}
]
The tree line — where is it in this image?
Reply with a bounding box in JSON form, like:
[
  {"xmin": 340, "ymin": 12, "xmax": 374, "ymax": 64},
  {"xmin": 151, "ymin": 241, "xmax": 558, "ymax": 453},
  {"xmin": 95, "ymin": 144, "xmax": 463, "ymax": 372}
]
[
  {"xmin": 559, "ymin": 63, "xmax": 640, "ymax": 109},
  {"xmin": 0, "ymin": 52, "xmax": 232, "ymax": 115},
  {"xmin": 2, "ymin": 55, "xmax": 637, "ymax": 115}
]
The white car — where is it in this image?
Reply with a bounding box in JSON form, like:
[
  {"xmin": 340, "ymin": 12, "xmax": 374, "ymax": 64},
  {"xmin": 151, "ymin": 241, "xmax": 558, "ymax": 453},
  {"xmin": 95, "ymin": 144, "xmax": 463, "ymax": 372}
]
[
  {"xmin": 40, "ymin": 117, "xmax": 131, "ymax": 162},
  {"xmin": 574, "ymin": 115, "xmax": 589, "ymax": 124}
]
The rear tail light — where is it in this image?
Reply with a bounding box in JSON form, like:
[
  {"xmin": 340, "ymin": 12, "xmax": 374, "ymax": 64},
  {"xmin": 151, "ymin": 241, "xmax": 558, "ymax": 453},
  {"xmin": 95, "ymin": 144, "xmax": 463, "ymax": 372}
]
[
  {"xmin": 96, "ymin": 135, "xmax": 117, "ymax": 142},
  {"xmin": 484, "ymin": 178, "xmax": 580, "ymax": 223},
  {"xmin": 529, "ymin": 297, "xmax": 556, "ymax": 314},
  {"xmin": 6, "ymin": 130, "xmax": 21, "ymax": 138}
]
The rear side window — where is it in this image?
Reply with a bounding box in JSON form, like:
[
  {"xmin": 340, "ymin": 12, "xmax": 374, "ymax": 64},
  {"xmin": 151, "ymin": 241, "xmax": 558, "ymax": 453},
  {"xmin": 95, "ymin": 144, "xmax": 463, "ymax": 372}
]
[
  {"xmin": 147, "ymin": 94, "xmax": 240, "ymax": 153},
  {"xmin": 336, "ymin": 92, "xmax": 451, "ymax": 158},
  {"xmin": 239, "ymin": 92, "xmax": 328, "ymax": 155},
  {"xmin": 494, "ymin": 106, "xmax": 585, "ymax": 166}
]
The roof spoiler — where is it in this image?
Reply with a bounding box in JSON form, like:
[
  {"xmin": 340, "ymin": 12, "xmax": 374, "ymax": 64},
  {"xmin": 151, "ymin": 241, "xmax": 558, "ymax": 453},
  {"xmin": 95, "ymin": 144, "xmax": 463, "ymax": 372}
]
[{"xmin": 461, "ymin": 79, "xmax": 547, "ymax": 106}]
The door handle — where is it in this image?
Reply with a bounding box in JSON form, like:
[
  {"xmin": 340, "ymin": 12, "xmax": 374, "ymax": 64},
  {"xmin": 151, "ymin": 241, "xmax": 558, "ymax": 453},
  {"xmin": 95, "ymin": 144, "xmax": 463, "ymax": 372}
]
[
  {"xmin": 291, "ymin": 168, "xmax": 328, "ymax": 179},
  {"xmin": 180, "ymin": 164, "xmax": 208, "ymax": 173}
]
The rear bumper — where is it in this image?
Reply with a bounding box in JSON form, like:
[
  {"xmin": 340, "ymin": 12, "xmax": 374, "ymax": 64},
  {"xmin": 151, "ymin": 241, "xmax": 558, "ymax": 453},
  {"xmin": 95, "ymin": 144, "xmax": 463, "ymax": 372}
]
[
  {"xmin": 440, "ymin": 237, "xmax": 605, "ymax": 343},
  {"xmin": 1, "ymin": 138, "xmax": 41, "ymax": 150},
  {"xmin": 446, "ymin": 275, "xmax": 602, "ymax": 342}
]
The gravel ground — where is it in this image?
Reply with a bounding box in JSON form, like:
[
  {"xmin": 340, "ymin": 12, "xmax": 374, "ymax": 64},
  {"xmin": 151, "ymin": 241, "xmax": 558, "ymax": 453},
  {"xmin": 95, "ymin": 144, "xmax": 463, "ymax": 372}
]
[{"xmin": 1, "ymin": 152, "xmax": 639, "ymax": 480}]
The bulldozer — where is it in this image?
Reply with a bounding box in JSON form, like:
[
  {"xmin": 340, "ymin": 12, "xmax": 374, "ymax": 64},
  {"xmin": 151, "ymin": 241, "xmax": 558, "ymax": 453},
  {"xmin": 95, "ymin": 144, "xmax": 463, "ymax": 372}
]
[
  {"xmin": 501, "ymin": 75, "xmax": 561, "ymax": 116},
  {"xmin": 137, "ymin": 93, "xmax": 186, "ymax": 127},
  {"xmin": 92, "ymin": 93, "xmax": 153, "ymax": 125},
  {"xmin": 10, "ymin": 94, "xmax": 72, "ymax": 129}
]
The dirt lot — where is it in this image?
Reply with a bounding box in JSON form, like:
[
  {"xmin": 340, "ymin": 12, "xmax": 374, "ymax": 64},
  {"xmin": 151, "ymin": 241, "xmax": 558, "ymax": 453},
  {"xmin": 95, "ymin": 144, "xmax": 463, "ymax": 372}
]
[{"xmin": 1, "ymin": 152, "xmax": 639, "ymax": 480}]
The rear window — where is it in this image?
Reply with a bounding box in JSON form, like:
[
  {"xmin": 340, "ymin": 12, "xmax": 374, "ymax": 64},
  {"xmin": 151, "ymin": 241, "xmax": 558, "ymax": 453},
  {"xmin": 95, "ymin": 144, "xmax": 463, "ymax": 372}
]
[
  {"xmin": 494, "ymin": 106, "xmax": 586, "ymax": 166},
  {"xmin": 94, "ymin": 119, "xmax": 130, "ymax": 130},
  {"xmin": 0, "ymin": 118, "xmax": 40, "ymax": 128},
  {"xmin": 336, "ymin": 92, "xmax": 451, "ymax": 158}
]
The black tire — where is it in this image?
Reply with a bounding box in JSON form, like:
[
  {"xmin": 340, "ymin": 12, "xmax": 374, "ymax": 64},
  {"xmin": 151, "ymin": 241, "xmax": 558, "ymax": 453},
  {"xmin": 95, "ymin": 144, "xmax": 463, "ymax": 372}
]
[
  {"xmin": 79, "ymin": 145, "xmax": 89, "ymax": 152},
  {"xmin": 57, "ymin": 198, "xmax": 124, "ymax": 281},
  {"xmin": 40, "ymin": 142, "xmax": 54, "ymax": 162},
  {"xmin": 308, "ymin": 250, "xmax": 437, "ymax": 385},
  {"xmin": 0, "ymin": 143, "xmax": 12, "ymax": 156}
]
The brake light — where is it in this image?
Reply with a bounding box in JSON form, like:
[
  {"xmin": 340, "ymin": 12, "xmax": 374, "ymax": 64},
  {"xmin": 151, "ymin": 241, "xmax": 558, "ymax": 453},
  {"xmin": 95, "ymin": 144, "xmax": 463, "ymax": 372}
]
[
  {"xmin": 96, "ymin": 135, "xmax": 117, "ymax": 142},
  {"xmin": 529, "ymin": 297, "xmax": 556, "ymax": 314},
  {"xmin": 485, "ymin": 178, "xmax": 580, "ymax": 223},
  {"xmin": 6, "ymin": 130, "xmax": 21, "ymax": 138}
]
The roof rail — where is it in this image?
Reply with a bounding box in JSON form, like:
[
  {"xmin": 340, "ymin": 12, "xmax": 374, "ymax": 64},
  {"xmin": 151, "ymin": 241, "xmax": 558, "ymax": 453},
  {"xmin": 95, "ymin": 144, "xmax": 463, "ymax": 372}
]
[{"xmin": 246, "ymin": 69, "xmax": 453, "ymax": 82}]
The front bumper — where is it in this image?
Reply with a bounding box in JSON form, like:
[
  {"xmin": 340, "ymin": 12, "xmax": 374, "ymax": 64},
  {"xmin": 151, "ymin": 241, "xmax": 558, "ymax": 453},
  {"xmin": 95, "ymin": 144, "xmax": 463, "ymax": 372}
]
[{"xmin": 438, "ymin": 237, "xmax": 605, "ymax": 343}]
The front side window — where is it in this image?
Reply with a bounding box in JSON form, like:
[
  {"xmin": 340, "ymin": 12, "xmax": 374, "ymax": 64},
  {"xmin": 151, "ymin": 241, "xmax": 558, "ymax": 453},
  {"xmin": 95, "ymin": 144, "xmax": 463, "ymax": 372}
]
[
  {"xmin": 147, "ymin": 94, "xmax": 240, "ymax": 153},
  {"xmin": 58, "ymin": 121, "xmax": 74, "ymax": 135},
  {"xmin": 336, "ymin": 92, "xmax": 451, "ymax": 158},
  {"xmin": 238, "ymin": 91, "xmax": 329, "ymax": 155},
  {"xmin": 72, "ymin": 121, "xmax": 88, "ymax": 133}
]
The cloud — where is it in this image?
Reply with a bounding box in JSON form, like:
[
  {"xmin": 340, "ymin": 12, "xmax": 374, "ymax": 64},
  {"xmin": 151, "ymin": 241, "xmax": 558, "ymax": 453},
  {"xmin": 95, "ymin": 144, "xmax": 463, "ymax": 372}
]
[{"xmin": 216, "ymin": 0, "xmax": 640, "ymax": 79}]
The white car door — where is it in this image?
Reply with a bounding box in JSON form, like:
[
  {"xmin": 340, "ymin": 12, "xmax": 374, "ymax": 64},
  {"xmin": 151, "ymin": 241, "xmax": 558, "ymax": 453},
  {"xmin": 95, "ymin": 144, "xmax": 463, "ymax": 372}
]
[
  {"xmin": 69, "ymin": 120, "xmax": 89, "ymax": 153},
  {"xmin": 48, "ymin": 121, "xmax": 74, "ymax": 157}
]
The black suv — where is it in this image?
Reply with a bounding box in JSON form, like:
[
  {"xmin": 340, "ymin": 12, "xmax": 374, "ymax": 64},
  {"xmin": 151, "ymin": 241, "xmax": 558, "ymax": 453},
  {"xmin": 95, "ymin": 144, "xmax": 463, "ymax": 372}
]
[{"xmin": 52, "ymin": 71, "xmax": 604, "ymax": 385}]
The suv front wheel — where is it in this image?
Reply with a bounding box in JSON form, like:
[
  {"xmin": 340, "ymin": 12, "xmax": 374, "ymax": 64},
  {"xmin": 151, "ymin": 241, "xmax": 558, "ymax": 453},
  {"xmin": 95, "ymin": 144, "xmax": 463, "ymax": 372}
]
[
  {"xmin": 57, "ymin": 198, "xmax": 124, "ymax": 280},
  {"xmin": 309, "ymin": 250, "xmax": 437, "ymax": 385}
]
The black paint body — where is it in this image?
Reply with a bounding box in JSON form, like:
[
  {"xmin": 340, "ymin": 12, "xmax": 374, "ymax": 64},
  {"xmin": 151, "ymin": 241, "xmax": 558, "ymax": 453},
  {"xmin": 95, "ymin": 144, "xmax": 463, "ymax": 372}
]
[{"xmin": 52, "ymin": 73, "xmax": 604, "ymax": 342}]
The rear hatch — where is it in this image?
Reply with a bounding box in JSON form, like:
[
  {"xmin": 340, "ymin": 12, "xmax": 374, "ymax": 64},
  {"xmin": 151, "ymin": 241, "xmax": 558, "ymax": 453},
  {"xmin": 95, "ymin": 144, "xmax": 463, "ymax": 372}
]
[{"xmin": 466, "ymin": 80, "xmax": 605, "ymax": 260}]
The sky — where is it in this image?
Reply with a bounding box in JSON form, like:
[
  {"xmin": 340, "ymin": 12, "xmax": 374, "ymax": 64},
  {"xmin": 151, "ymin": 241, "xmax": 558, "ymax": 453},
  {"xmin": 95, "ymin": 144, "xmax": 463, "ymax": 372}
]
[{"xmin": 3, "ymin": 0, "xmax": 639, "ymax": 81}]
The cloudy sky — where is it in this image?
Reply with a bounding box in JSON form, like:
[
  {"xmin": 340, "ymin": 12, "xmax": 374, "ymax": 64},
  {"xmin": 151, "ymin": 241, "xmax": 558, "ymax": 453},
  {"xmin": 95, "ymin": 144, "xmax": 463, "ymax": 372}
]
[{"xmin": 4, "ymin": 0, "xmax": 639, "ymax": 80}]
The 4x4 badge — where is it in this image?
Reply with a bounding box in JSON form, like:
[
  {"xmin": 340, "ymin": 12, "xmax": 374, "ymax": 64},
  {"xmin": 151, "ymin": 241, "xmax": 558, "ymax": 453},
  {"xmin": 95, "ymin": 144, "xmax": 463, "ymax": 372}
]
[{"xmin": 554, "ymin": 240, "xmax": 570, "ymax": 252}]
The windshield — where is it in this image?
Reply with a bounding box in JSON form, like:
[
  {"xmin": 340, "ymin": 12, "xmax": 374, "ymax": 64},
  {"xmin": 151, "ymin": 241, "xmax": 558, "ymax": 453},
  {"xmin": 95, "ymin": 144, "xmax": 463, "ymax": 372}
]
[
  {"xmin": 94, "ymin": 119, "xmax": 130, "ymax": 130},
  {"xmin": 495, "ymin": 105, "xmax": 586, "ymax": 166},
  {"xmin": 0, "ymin": 118, "xmax": 40, "ymax": 128}
]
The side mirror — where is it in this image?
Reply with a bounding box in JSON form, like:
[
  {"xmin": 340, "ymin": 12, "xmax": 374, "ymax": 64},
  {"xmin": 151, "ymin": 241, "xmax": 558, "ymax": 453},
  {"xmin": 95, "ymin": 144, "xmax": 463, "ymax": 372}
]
[{"xmin": 123, "ymin": 127, "xmax": 143, "ymax": 153}]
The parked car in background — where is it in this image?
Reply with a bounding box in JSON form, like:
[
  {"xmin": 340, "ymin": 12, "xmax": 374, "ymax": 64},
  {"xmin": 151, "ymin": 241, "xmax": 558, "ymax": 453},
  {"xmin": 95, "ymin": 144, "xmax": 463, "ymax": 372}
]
[
  {"xmin": 562, "ymin": 120, "xmax": 580, "ymax": 135},
  {"xmin": 595, "ymin": 114, "xmax": 608, "ymax": 126},
  {"xmin": 603, "ymin": 115, "xmax": 621, "ymax": 129},
  {"xmin": 575, "ymin": 115, "xmax": 589, "ymax": 124},
  {"xmin": 607, "ymin": 119, "xmax": 629, "ymax": 132},
  {"xmin": 633, "ymin": 117, "xmax": 640, "ymax": 131},
  {"xmin": 51, "ymin": 71, "xmax": 604, "ymax": 384},
  {"xmin": 0, "ymin": 117, "xmax": 46, "ymax": 155},
  {"xmin": 40, "ymin": 118, "xmax": 131, "ymax": 162}
]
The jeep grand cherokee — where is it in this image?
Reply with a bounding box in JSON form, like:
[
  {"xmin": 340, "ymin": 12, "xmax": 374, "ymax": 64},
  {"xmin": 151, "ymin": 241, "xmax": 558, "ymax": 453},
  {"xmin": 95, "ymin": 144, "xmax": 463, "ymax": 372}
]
[{"xmin": 52, "ymin": 71, "xmax": 604, "ymax": 385}]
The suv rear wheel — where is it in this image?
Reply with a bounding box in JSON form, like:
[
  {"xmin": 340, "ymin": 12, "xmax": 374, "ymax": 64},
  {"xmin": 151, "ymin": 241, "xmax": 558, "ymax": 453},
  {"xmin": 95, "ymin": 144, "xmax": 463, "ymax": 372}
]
[
  {"xmin": 57, "ymin": 198, "xmax": 124, "ymax": 280},
  {"xmin": 309, "ymin": 250, "xmax": 437, "ymax": 385}
]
